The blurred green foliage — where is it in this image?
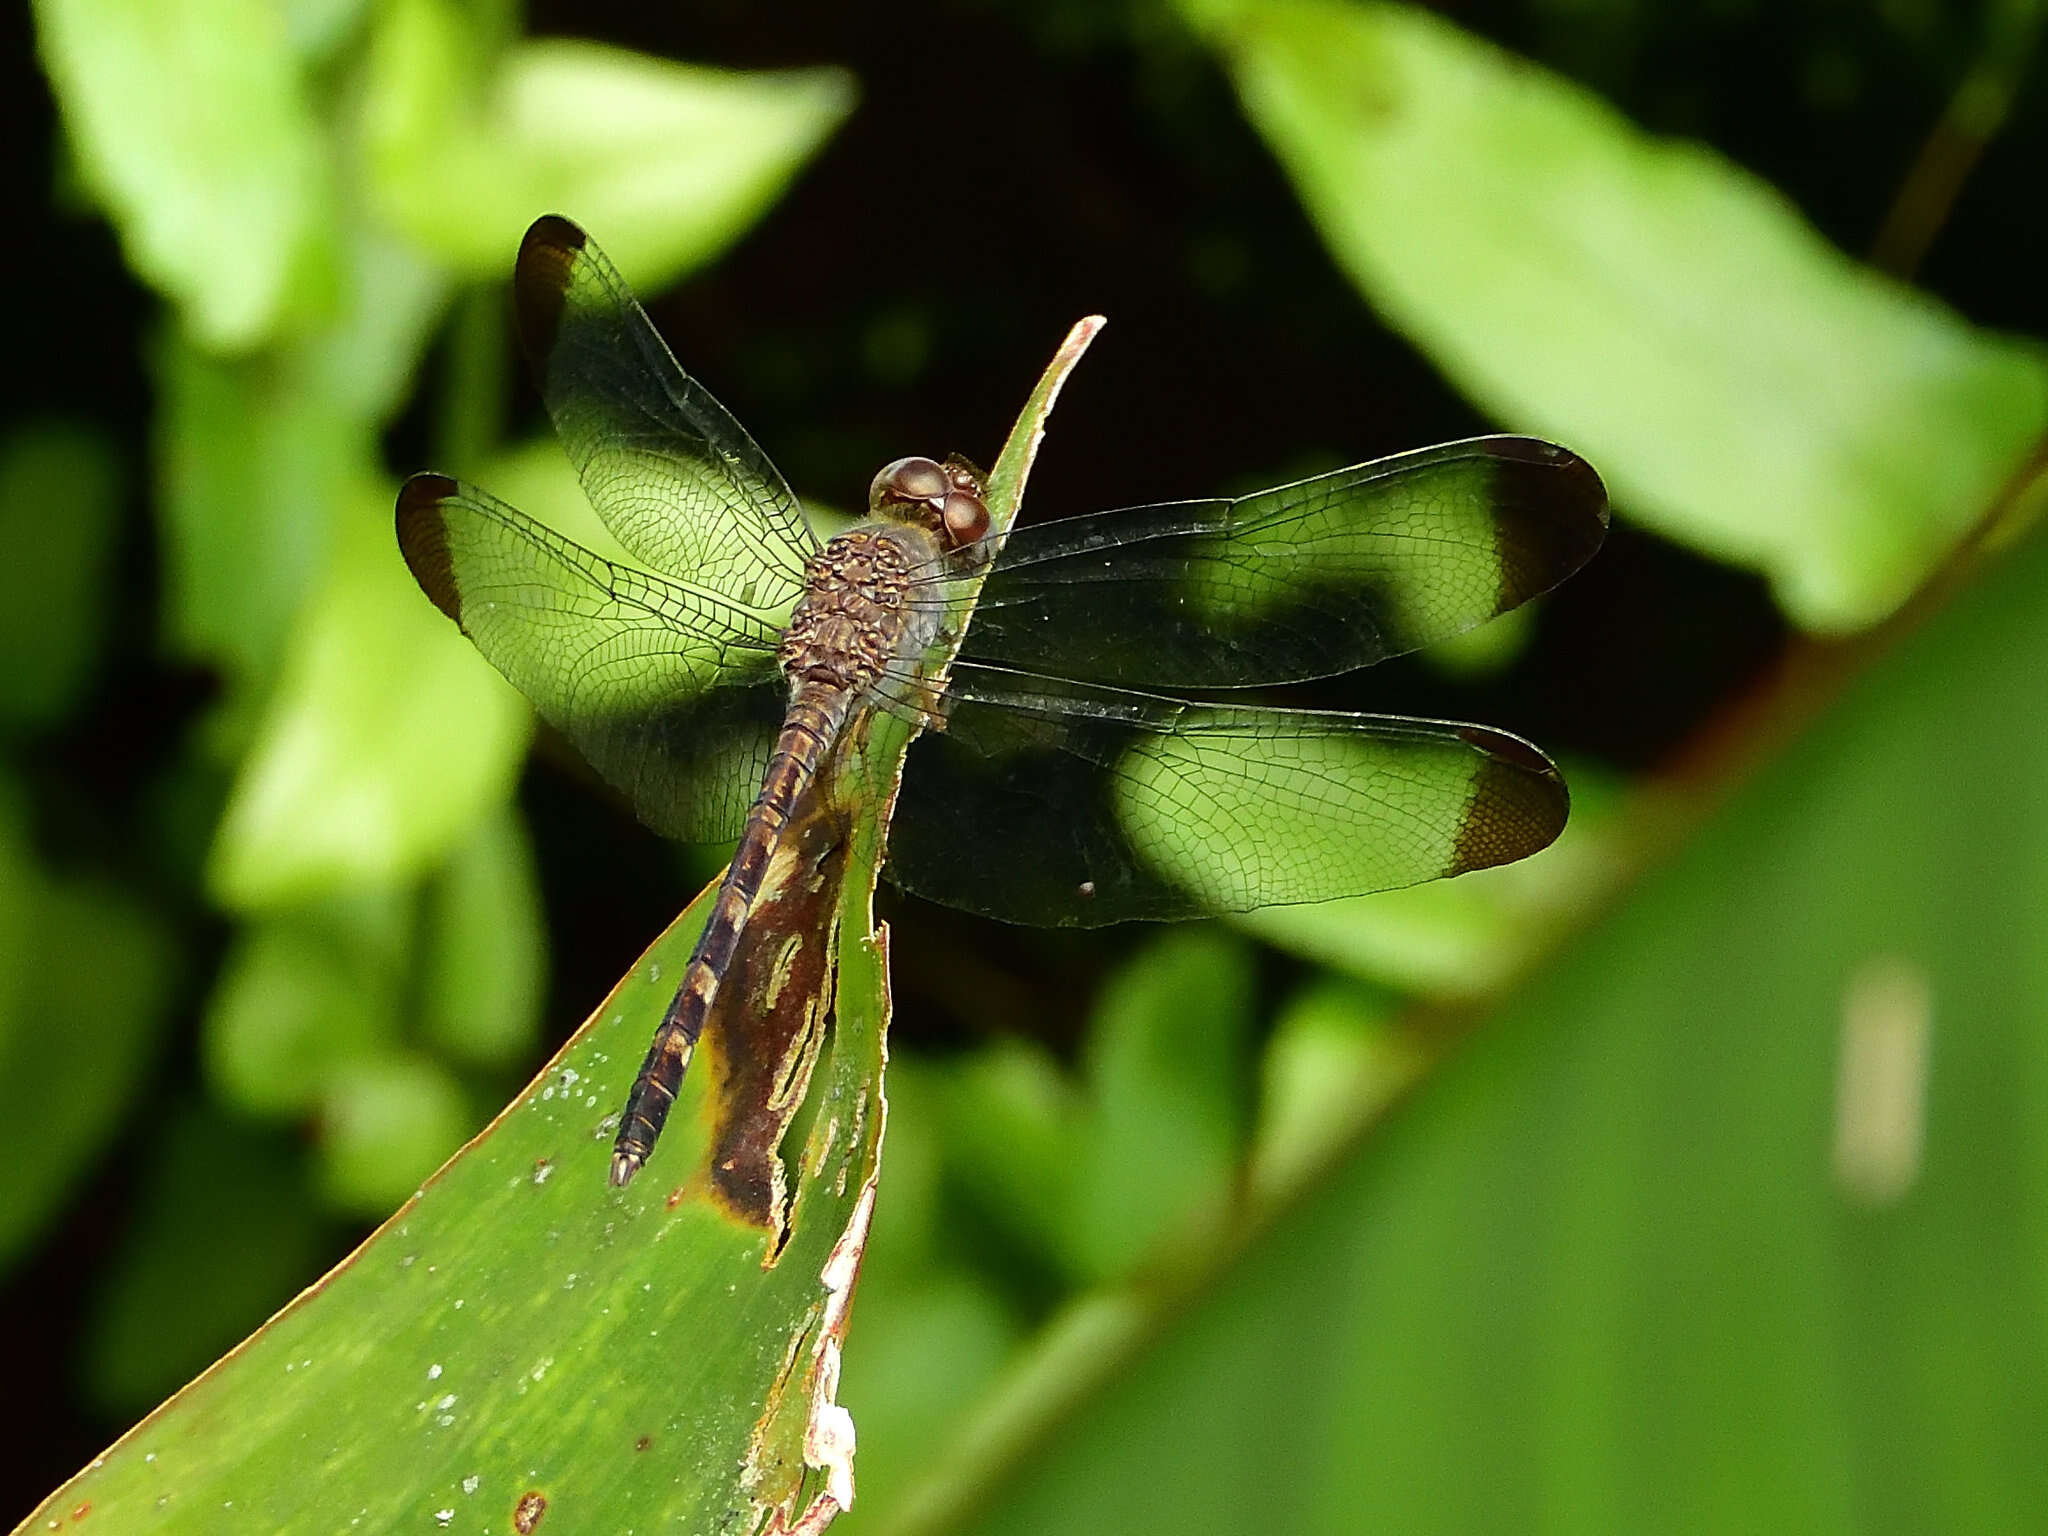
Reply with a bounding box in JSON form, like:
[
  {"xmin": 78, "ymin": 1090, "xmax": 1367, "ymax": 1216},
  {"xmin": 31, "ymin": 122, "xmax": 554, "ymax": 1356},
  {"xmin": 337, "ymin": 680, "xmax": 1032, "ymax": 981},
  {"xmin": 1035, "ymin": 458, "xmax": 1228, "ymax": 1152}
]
[
  {"xmin": 9, "ymin": 0, "xmax": 2048, "ymax": 1530},
  {"xmin": 18, "ymin": 0, "xmax": 855, "ymax": 1434}
]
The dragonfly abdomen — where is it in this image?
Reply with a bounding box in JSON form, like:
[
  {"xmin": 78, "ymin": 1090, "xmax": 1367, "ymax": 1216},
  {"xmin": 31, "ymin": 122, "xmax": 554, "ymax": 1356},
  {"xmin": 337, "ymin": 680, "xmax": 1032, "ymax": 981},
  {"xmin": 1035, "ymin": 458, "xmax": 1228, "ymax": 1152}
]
[{"xmin": 608, "ymin": 684, "xmax": 854, "ymax": 1188}]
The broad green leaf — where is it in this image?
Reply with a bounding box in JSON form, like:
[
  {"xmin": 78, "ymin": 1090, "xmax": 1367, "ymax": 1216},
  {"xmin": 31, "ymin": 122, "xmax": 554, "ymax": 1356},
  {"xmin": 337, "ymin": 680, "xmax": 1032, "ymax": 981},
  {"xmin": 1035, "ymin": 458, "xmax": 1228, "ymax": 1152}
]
[
  {"xmin": 0, "ymin": 868, "xmax": 177, "ymax": 1271},
  {"xmin": 363, "ymin": 0, "xmax": 854, "ymax": 285},
  {"xmin": 33, "ymin": 0, "xmax": 328, "ymax": 350},
  {"xmin": 207, "ymin": 479, "xmax": 531, "ymax": 909},
  {"xmin": 15, "ymin": 319, "xmax": 1102, "ymax": 1533},
  {"xmin": 912, "ymin": 485, "xmax": 2048, "ymax": 1534},
  {"xmin": 1187, "ymin": 0, "xmax": 2048, "ymax": 630},
  {"xmin": 418, "ymin": 805, "xmax": 546, "ymax": 1069},
  {"xmin": 17, "ymin": 878, "xmax": 884, "ymax": 1533},
  {"xmin": 0, "ymin": 419, "xmax": 121, "ymax": 731},
  {"xmin": 82, "ymin": 1106, "xmax": 328, "ymax": 1418}
]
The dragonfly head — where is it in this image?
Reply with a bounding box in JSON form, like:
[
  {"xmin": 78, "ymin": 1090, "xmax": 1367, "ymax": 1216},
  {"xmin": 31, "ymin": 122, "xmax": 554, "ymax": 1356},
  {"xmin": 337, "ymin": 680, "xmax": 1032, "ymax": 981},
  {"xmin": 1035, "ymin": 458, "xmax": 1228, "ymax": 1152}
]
[{"xmin": 869, "ymin": 455, "xmax": 990, "ymax": 552}]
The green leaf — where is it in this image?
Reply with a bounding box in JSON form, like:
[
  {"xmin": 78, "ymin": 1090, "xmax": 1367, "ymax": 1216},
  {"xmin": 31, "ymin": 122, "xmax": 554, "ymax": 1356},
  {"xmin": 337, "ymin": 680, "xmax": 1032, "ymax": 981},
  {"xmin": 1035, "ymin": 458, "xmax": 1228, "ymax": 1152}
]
[
  {"xmin": 0, "ymin": 420, "xmax": 122, "ymax": 731},
  {"xmin": 82, "ymin": 1106, "xmax": 328, "ymax": 1417},
  {"xmin": 33, "ymin": 0, "xmax": 328, "ymax": 350},
  {"xmin": 315, "ymin": 1052, "xmax": 477, "ymax": 1216},
  {"xmin": 16, "ymin": 318, "xmax": 1102, "ymax": 1533},
  {"xmin": 836, "ymin": 1063, "xmax": 1030, "ymax": 1515},
  {"xmin": 938, "ymin": 1041, "xmax": 1086, "ymax": 1282},
  {"xmin": 155, "ymin": 335, "xmax": 355, "ymax": 691},
  {"xmin": 1248, "ymin": 977, "xmax": 1414, "ymax": 1203},
  {"xmin": 301, "ymin": 223, "xmax": 451, "ymax": 424},
  {"xmin": 1068, "ymin": 929, "xmax": 1256, "ymax": 1281},
  {"xmin": 363, "ymin": 0, "xmax": 854, "ymax": 286},
  {"xmin": 911, "ymin": 474, "xmax": 2048, "ymax": 1535},
  {"xmin": 841, "ymin": 1271, "xmax": 1024, "ymax": 1520},
  {"xmin": 1188, "ymin": 0, "xmax": 2048, "ymax": 630},
  {"xmin": 202, "ymin": 886, "xmax": 411, "ymax": 1118},
  {"xmin": 206, "ymin": 477, "xmax": 531, "ymax": 909},
  {"xmin": 417, "ymin": 804, "xmax": 546, "ymax": 1069}
]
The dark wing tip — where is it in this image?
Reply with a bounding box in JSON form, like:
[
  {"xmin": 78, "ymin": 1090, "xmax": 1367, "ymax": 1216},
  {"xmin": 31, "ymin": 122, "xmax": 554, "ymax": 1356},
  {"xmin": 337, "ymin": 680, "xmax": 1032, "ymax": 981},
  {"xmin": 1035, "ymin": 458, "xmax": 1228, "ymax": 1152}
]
[
  {"xmin": 524, "ymin": 213, "xmax": 588, "ymax": 254},
  {"xmin": 1450, "ymin": 724, "xmax": 1570, "ymax": 874},
  {"xmin": 514, "ymin": 215, "xmax": 588, "ymax": 364},
  {"xmin": 1475, "ymin": 436, "xmax": 1610, "ymax": 604},
  {"xmin": 395, "ymin": 473, "xmax": 466, "ymax": 625}
]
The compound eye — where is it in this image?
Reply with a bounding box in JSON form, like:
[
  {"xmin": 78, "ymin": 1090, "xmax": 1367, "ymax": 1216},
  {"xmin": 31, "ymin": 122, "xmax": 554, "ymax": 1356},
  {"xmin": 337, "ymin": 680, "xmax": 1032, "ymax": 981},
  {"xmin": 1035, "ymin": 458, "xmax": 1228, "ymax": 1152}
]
[
  {"xmin": 871, "ymin": 456, "xmax": 950, "ymax": 510},
  {"xmin": 941, "ymin": 489, "xmax": 990, "ymax": 546}
]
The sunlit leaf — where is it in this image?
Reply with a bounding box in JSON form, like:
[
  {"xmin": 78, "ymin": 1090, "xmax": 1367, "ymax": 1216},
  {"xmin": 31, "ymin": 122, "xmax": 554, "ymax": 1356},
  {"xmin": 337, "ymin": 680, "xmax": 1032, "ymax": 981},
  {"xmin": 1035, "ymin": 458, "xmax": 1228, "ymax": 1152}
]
[
  {"xmin": 363, "ymin": 0, "xmax": 854, "ymax": 286},
  {"xmin": 1186, "ymin": 0, "xmax": 2048, "ymax": 630},
  {"xmin": 418, "ymin": 804, "xmax": 546, "ymax": 1069},
  {"xmin": 0, "ymin": 420, "xmax": 121, "ymax": 731},
  {"xmin": 155, "ymin": 336, "xmax": 355, "ymax": 692},
  {"xmin": 33, "ymin": 0, "xmax": 328, "ymax": 350},
  {"xmin": 202, "ymin": 886, "xmax": 411, "ymax": 1118},
  {"xmin": 1248, "ymin": 977, "xmax": 1414, "ymax": 1203},
  {"xmin": 315, "ymin": 1051, "xmax": 476, "ymax": 1216},
  {"xmin": 207, "ymin": 478, "xmax": 531, "ymax": 909},
  {"xmin": 301, "ymin": 223, "xmax": 450, "ymax": 423},
  {"xmin": 1068, "ymin": 928, "xmax": 1255, "ymax": 1281}
]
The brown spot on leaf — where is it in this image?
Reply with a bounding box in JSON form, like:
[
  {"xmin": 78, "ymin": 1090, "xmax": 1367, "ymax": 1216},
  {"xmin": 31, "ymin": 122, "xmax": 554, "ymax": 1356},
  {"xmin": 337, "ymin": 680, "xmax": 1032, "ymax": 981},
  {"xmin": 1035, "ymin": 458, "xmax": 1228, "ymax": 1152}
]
[
  {"xmin": 635, "ymin": 1435, "xmax": 652, "ymax": 1452},
  {"xmin": 513, "ymin": 1490, "xmax": 547, "ymax": 1533},
  {"xmin": 703, "ymin": 787, "xmax": 852, "ymax": 1241},
  {"xmin": 69, "ymin": 1503, "xmax": 91, "ymax": 1522},
  {"xmin": 664, "ymin": 1186, "xmax": 685, "ymax": 1210}
]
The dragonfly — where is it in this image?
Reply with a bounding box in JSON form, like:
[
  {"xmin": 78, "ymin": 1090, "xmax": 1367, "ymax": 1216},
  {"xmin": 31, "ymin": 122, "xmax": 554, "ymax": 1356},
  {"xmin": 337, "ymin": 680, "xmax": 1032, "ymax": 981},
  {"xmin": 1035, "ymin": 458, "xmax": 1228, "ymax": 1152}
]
[{"xmin": 397, "ymin": 215, "xmax": 1607, "ymax": 1191}]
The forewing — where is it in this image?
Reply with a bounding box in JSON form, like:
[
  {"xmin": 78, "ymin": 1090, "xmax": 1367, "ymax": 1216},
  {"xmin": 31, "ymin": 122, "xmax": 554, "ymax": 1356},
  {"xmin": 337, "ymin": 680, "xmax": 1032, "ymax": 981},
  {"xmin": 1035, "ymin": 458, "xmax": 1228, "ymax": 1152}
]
[
  {"xmin": 396, "ymin": 474, "xmax": 788, "ymax": 844},
  {"xmin": 513, "ymin": 215, "xmax": 816, "ymax": 610},
  {"xmin": 886, "ymin": 663, "xmax": 1568, "ymax": 926},
  {"xmin": 944, "ymin": 436, "xmax": 1606, "ymax": 688}
]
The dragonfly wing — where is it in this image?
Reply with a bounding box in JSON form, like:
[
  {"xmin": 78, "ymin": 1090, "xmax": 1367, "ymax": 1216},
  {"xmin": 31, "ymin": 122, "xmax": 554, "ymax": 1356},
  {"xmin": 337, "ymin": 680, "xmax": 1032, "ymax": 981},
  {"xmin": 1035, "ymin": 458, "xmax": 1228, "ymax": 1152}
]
[
  {"xmin": 943, "ymin": 436, "xmax": 1605, "ymax": 688},
  {"xmin": 513, "ymin": 215, "xmax": 816, "ymax": 612},
  {"xmin": 886, "ymin": 662, "xmax": 1568, "ymax": 926},
  {"xmin": 398, "ymin": 473, "xmax": 788, "ymax": 844}
]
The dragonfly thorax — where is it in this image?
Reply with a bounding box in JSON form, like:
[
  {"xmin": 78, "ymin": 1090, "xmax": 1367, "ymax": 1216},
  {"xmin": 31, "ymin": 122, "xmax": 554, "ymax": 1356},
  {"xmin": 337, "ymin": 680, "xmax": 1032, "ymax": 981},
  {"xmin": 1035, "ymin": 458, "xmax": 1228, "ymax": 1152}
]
[{"xmin": 780, "ymin": 523, "xmax": 945, "ymax": 691}]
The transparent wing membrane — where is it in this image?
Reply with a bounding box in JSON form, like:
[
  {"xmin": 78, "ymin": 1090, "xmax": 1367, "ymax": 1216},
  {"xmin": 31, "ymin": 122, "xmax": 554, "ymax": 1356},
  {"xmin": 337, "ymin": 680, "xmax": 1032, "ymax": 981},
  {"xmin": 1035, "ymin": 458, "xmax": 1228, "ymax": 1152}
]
[
  {"xmin": 886, "ymin": 662, "xmax": 1569, "ymax": 927},
  {"xmin": 513, "ymin": 215, "xmax": 817, "ymax": 613},
  {"xmin": 913, "ymin": 437, "xmax": 1606, "ymax": 690},
  {"xmin": 397, "ymin": 474, "xmax": 787, "ymax": 843}
]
